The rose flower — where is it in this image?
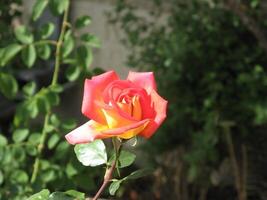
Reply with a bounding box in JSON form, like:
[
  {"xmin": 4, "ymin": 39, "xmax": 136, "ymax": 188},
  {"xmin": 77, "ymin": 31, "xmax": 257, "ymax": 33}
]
[{"xmin": 65, "ymin": 71, "xmax": 167, "ymax": 144}]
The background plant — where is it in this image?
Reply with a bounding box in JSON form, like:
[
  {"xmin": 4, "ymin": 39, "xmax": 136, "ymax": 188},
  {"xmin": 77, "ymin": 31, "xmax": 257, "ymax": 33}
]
[
  {"xmin": 109, "ymin": 0, "xmax": 267, "ymax": 199},
  {"xmin": 0, "ymin": 0, "xmax": 104, "ymax": 199}
]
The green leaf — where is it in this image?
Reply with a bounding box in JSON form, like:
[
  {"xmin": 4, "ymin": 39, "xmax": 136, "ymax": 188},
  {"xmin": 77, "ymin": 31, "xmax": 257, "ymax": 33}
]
[
  {"xmin": 27, "ymin": 189, "xmax": 50, "ymax": 200},
  {"xmin": 81, "ymin": 33, "xmax": 101, "ymax": 48},
  {"xmin": 48, "ymin": 134, "xmax": 60, "ymax": 149},
  {"xmin": 41, "ymin": 169, "xmax": 56, "ymax": 183},
  {"xmin": 46, "ymin": 90, "xmax": 60, "ymax": 106},
  {"xmin": 12, "ymin": 129, "xmax": 29, "ymax": 143},
  {"xmin": 0, "ymin": 73, "xmax": 18, "ymax": 99},
  {"xmin": 26, "ymin": 145, "xmax": 37, "ymax": 156},
  {"xmin": 28, "ymin": 132, "xmax": 41, "ymax": 145},
  {"xmin": 77, "ymin": 45, "xmax": 93, "ymax": 68},
  {"xmin": 40, "ymin": 23, "xmax": 55, "ymax": 39},
  {"xmin": 1, "ymin": 43, "xmax": 22, "ymax": 66},
  {"xmin": 48, "ymin": 192, "xmax": 74, "ymax": 200},
  {"xmin": 109, "ymin": 180, "xmax": 122, "ymax": 195},
  {"xmin": 21, "ymin": 44, "xmax": 37, "ymax": 68},
  {"xmin": 117, "ymin": 150, "xmax": 136, "ymax": 168},
  {"xmin": 11, "ymin": 170, "xmax": 29, "ymax": 183},
  {"xmin": 27, "ymin": 99, "xmax": 39, "ymax": 118},
  {"xmin": 32, "ymin": 0, "xmax": 49, "ymax": 21},
  {"xmin": 37, "ymin": 43, "xmax": 51, "ymax": 60},
  {"xmin": 23, "ymin": 82, "xmax": 37, "ymax": 97},
  {"xmin": 49, "ymin": 84, "xmax": 63, "ymax": 93},
  {"xmin": 75, "ymin": 15, "xmax": 91, "ymax": 29},
  {"xmin": 62, "ymin": 32, "xmax": 74, "ymax": 58},
  {"xmin": 109, "ymin": 150, "xmax": 136, "ymax": 168},
  {"xmin": 61, "ymin": 119, "xmax": 76, "ymax": 130},
  {"xmin": 14, "ymin": 26, "xmax": 34, "ymax": 44},
  {"xmin": 0, "ymin": 170, "xmax": 3, "ymax": 185},
  {"xmin": 0, "ymin": 134, "xmax": 7, "ymax": 146},
  {"xmin": 74, "ymin": 140, "xmax": 107, "ymax": 167},
  {"xmin": 50, "ymin": 114, "xmax": 60, "ymax": 127},
  {"xmin": 124, "ymin": 168, "xmax": 153, "ymax": 180},
  {"xmin": 64, "ymin": 190, "xmax": 85, "ymax": 200},
  {"xmin": 65, "ymin": 163, "xmax": 78, "ymax": 178},
  {"xmin": 50, "ymin": 0, "xmax": 69, "ymax": 15},
  {"xmin": 66, "ymin": 65, "xmax": 81, "ymax": 81}
]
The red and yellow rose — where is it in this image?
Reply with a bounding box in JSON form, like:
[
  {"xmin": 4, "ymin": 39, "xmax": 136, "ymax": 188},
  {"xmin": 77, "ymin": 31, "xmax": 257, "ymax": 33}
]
[{"xmin": 65, "ymin": 71, "xmax": 167, "ymax": 144}]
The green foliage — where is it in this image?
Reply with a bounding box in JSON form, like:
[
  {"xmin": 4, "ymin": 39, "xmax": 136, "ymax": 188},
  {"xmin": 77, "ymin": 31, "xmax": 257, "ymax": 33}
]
[
  {"xmin": 21, "ymin": 44, "xmax": 37, "ymax": 67},
  {"xmin": 75, "ymin": 15, "xmax": 92, "ymax": 29},
  {"xmin": 74, "ymin": 140, "xmax": 107, "ymax": 167},
  {"xmin": 1, "ymin": 43, "xmax": 22, "ymax": 66},
  {"xmin": 0, "ymin": 1, "xmax": 102, "ymax": 199},
  {"xmin": 109, "ymin": 150, "xmax": 136, "ymax": 168},
  {"xmin": 32, "ymin": 0, "xmax": 49, "ymax": 21},
  {"xmin": 109, "ymin": 168, "xmax": 152, "ymax": 196},
  {"xmin": 40, "ymin": 23, "xmax": 55, "ymax": 39},
  {"xmin": 111, "ymin": 0, "xmax": 267, "ymax": 197},
  {"xmin": 14, "ymin": 26, "xmax": 34, "ymax": 44},
  {"xmin": 0, "ymin": 72, "xmax": 18, "ymax": 99}
]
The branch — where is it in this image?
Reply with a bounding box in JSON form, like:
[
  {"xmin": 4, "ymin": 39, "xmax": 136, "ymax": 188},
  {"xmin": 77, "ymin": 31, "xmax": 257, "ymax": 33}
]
[{"xmin": 30, "ymin": 3, "xmax": 70, "ymax": 184}]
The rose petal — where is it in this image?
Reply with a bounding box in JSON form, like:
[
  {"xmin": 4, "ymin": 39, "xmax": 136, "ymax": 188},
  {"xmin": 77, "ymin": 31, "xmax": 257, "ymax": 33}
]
[
  {"xmin": 82, "ymin": 71, "xmax": 119, "ymax": 124},
  {"xmin": 102, "ymin": 119, "xmax": 150, "ymax": 136},
  {"xmin": 65, "ymin": 119, "xmax": 150, "ymax": 145},
  {"xmin": 65, "ymin": 121, "xmax": 109, "ymax": 145},
  {"xmin": 127, "ymin": 71, "xmax": 157, "ymax": 93},
  {"xmin": 101, "ymin": 107, "xmax": 138, "ymax": 129},
  {"xmin": 140, "ymin": 89, "xmax": 168, "ymax": 138}
]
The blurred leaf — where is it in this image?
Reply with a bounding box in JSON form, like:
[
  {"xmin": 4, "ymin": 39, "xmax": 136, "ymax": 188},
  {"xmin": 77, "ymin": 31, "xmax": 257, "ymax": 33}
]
[
  {"xmin": 74, "ymin": 140, "xmax": 107, "ymax": 167},
  {"xmin": 64, "ymin": 190, "xmax": 85, "ymax": 200},
  {"xmin": 0, "ymin": 73, "xmax": 18, "ymax": 99},
  {"xmin": 0, "ymin": 134, "xmax": 7, "ymax": 146},
  {"xmin": 49, "ymin": 84, "xmax": 63, "ymax": 93},
  {"xmin": 28, "ymin": 133, "xmax": 41, "ymax": 145},
  {"xmin": 1, "ymin": 43, "xmax": 22, "ymax": 66},
  {"xmin": 65, "ymin": 163, "xmax": 78, "ymax": 178},
  {"xmin": 66, "ymin": 65, "xmax": 81, "ymax": 81},
  {"xmin": 23, "ymin": 82, "xmax": 37, "ymax": 97},
  {"xmin": 40, "ymin": 23, "xmax": 55, "ymax": 39},
  {"xmin": 124, "ymin": 168, "xmax": 153, "ymax": 180},
  {"xmin": 37, "ymin": 43, "xmax": 51, "ymax": 60},
  {"xmin": 48, "ymin": 134, "xmax": 60, "ymax": 149},
  {"xmin": 81, "ymin": 33, "xmax": 100, "ymax": 48},
  {"xmin": 27, "ymin": 189, "xmax": 50, "ymax": 200},
  {"xmin": 0, "ymin": 170, "xmax": 3, "ymax": 185},
  {"xmin": 32, "ymin": 0, "xmax": 49, "ymax": 21},
  {"xmin": 50, "ymin": 114, "xmax": 60, "ymax": 127},
  {"xmin": 109, "ymin": 150, "xmax": 136, "ymax": 168},
  {"xmin": 109, "ymin": 180, "xmax": 122, "ymax": 195},
  {"xmin": 14, "ymin": 25, "xmax": 34, "ymax": 44},
  {"xmin": 12, "ymin": 129, "xmax": 29, "ymax": 143},
  {"xmin": 41, "ymin": 169, "xmax": 56, "ymax": 183},
  {"xmin": 21, "ymin": 44, "xmax": 37, "ymax": 68},
  {"xmin": 50, "ymin": 0, "xmax": 69, "ymax": 15},
  {"xmin": 11, "ymin": 170, "xmax": 29, "ymax": 184},
  {"xmin": 77, "ymin": 45, "xmax": 92, "ymax": 68},
  {"xmin": 26, "ymin": 146, "xmax": 37, "ymax": 156},
  {"xmin": 62, "ymin": 31, "xmax": 74, "ymax": 58},
  {"xmin": 61, "ymin": 119, "xmax": 76, "ymax": 130},
  {"xmin": 75, "ymin": 15, "xmax": 91, "ymax": 29}
]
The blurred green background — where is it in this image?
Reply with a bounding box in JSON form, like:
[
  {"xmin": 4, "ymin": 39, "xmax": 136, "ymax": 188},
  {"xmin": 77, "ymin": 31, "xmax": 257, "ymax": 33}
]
[{"xmin": 1, "ymin": 0, "xmax": 267, "ymax": 199}]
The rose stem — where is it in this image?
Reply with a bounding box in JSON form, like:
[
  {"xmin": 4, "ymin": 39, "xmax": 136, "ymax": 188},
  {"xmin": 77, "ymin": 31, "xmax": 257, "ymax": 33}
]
[{"xmin": 92, "ymin": 138, "xmax": 121, "ymax": 200}]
